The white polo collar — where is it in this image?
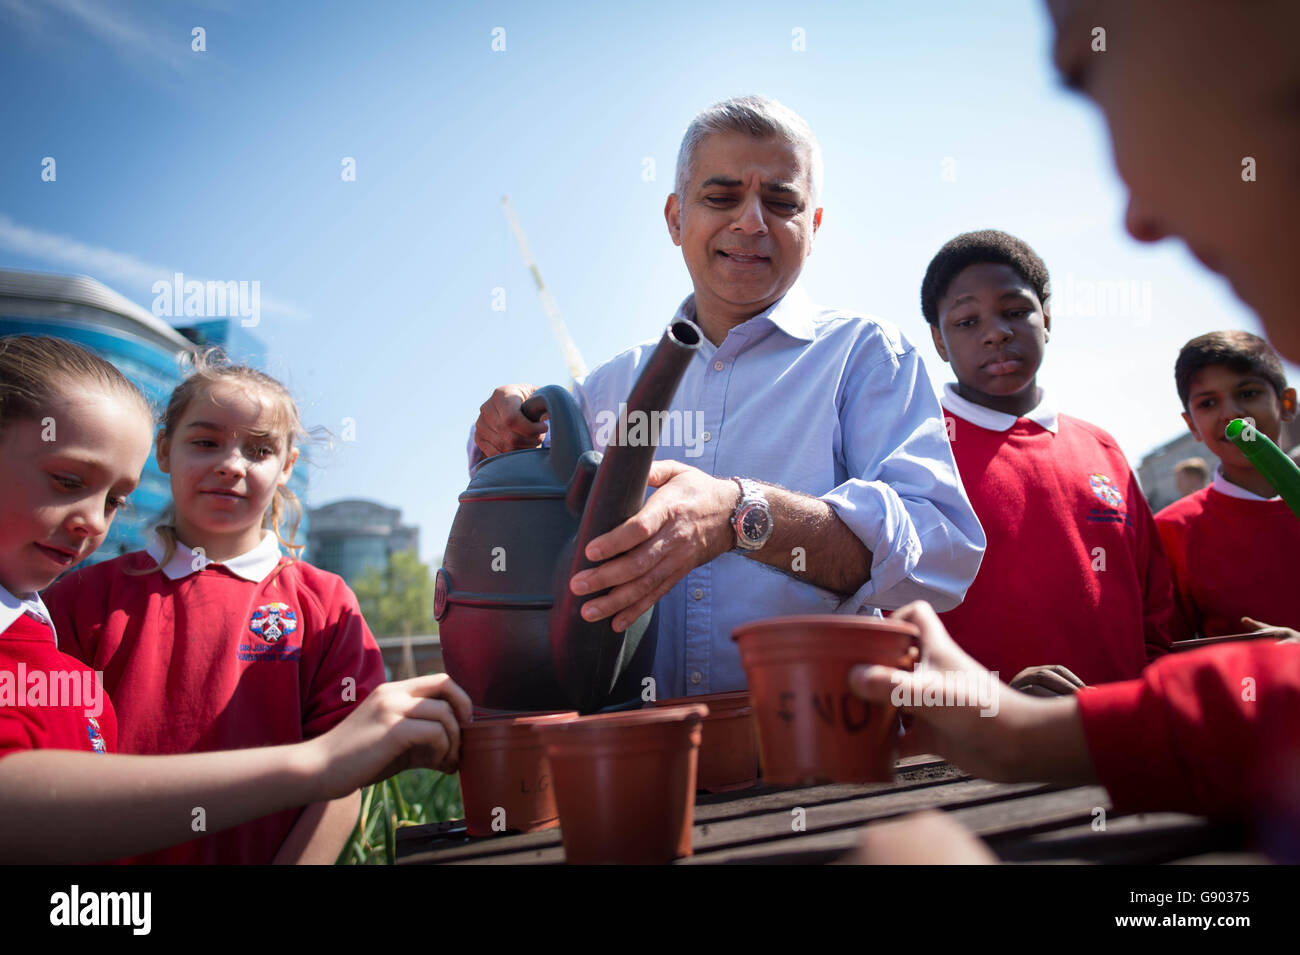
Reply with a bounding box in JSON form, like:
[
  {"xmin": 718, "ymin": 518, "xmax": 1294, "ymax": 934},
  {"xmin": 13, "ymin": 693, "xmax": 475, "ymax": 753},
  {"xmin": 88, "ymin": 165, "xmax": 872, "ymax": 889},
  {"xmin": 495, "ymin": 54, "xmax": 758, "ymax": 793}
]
[
  {"xmin": 146, "ymin": 529, "xmax": 283, "ymax": 582},
  {"xmin": 1212, "ymin": 466, "xmax": 1282, "ymax": 502},
  {"xmin": 1, "ymin": 583, "xmax": 55, "ymax": 642},
  {"xmin": 941, "ymin": 383, "xmax": 1059, "ymax": 434}
]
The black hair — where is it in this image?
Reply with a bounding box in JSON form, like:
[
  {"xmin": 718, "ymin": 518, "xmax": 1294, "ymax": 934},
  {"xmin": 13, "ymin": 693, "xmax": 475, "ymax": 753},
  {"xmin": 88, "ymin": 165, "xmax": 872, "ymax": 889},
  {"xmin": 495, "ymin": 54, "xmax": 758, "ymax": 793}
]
[
  {"xmin": 1174, "ymin": 330, "xmax": 1287, "ymax": 409},
  {"xmin": 920, "ymin": 230, "xmax": 1051, "ymax": 326}
]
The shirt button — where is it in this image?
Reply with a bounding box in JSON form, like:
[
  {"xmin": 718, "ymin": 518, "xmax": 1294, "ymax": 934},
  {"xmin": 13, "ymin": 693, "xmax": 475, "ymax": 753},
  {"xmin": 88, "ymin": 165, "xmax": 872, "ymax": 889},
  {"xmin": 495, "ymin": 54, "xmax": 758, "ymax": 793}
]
[
  {"xmin": 692, "ymin": 588, "xmax": 704, "ymax": 600},
  {"xmin": 690, "ymin": 671, "xmax": 703, "ymax": 685},
  {"xmin": 713, "ymin": 360, "xmax": 724, "ymax": 371},
  {"xmin": 702, "ymin": 431, "xmax": 711, "ymax": 442}
]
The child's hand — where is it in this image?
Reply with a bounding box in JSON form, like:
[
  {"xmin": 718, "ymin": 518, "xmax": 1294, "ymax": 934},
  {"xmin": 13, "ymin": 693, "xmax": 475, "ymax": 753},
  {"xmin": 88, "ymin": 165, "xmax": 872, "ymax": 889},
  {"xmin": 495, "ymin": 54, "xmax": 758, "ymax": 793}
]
[
  {"xmin": 849, "ymin": 601, "xmax": 1019, "ymax": 780},
  {"xmin": 310, "ymin": 674, "xmax": 473, "ymax": 800},
  {"xmin": 1241, "ymin": 617, "xmax": 1300, "ymax": 645},
  {"xmin": 850, "ymin": 602, "xmax": 1096, "ymax": 786},
  {"xmin": 1009, "ymin": 664, "xmax": 1086, "ymax": 697}
]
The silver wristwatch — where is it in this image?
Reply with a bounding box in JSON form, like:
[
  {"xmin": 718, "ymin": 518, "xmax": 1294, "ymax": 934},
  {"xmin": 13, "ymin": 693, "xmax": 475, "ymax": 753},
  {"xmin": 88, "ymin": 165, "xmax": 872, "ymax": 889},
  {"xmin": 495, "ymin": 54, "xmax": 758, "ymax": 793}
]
[{"xmin": 731, "ymin": 478, "xmax": 774, "ymax": 551}]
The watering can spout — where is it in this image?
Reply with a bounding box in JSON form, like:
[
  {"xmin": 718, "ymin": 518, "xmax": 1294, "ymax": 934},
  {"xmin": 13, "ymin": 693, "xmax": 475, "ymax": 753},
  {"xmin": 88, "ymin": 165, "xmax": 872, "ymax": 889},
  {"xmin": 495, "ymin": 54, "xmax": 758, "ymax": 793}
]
[{"xmin": 553, "ymin": 319, "xmax": 703, "ymax": 711}]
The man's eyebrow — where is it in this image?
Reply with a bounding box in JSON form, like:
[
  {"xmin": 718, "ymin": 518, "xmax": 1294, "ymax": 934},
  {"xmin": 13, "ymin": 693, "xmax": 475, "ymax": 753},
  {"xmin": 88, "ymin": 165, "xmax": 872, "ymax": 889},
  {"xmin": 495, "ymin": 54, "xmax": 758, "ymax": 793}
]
[{"xmin": 698, "ymin": 176, "xmax": 801, "ymax": 194}]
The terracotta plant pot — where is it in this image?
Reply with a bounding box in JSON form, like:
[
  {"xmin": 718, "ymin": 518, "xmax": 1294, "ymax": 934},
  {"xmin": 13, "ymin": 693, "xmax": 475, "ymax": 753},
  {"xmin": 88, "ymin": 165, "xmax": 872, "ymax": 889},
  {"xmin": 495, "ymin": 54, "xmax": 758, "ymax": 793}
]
[
  {"xmin": 733, "ymin": 615, "xmax": 918, "ymax": 785},
  {"xmin": 655, "ymin": 691, "xmax": 758, "ymax": 792},
  {"xmin": 535, "ymin": 704, "xmax": 707, "ymax": 864},
  {"xmin": 458, "ymin": 711, "xmax": 577, "ymax": 837}
]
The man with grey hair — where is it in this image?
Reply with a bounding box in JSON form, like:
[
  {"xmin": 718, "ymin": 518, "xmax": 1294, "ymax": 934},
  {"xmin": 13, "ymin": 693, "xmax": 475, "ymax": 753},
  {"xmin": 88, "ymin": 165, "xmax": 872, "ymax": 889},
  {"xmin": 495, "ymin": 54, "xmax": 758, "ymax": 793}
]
[{"xmin": 472, "ymin": 95, "xmax": 983, "ymax": 699}]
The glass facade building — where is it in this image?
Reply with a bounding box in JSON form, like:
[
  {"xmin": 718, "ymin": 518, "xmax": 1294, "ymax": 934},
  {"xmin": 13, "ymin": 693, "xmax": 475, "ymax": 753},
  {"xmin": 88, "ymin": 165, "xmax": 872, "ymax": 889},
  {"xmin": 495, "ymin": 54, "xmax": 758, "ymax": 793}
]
[{"xmin": 0, "ymin": 268, "xmax": 310, "ymax": 567}]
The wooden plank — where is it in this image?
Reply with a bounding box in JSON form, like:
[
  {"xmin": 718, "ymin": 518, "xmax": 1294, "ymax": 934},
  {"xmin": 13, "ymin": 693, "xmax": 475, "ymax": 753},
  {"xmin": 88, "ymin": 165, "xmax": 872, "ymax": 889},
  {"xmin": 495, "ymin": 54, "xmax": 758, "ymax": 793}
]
[
  {"xmin": 689, "ymin": 779, "xmax": 1052, "ymax": 855},
  {"xmin": 987, "ymin": 812, "xmax": 1247, "ymax": 865},
  {"xmin": 693, "ymin": 762, "xmax": 967, "ymax": 824},
  {"xmin": 1174, "ymin": 851, "xmax": 1271, "ymax": 864},
  {"xmin": 397, "ymin": 755, "xmax": 962, "ymax": 864},
  {"xmin": 409, "ymin": 776, "xmax": 1043, "ymax": 866},
  {"xmin": 680, "ymin": 785, "xmax": 1110, "ymax": 864}
]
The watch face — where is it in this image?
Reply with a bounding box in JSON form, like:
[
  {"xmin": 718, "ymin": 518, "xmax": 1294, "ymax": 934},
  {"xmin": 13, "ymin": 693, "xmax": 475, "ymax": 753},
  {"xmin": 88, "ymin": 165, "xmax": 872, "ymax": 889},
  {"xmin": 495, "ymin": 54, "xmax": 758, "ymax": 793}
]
[{"xmin": 740, "ymin": 505, "xmax": 771, "ymax": 543}]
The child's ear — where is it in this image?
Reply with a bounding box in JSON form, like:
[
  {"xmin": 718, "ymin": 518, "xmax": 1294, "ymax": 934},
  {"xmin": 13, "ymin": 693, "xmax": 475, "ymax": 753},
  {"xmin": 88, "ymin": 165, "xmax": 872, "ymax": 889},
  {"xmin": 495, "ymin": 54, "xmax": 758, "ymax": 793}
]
[
  {"xmin": 1042, "ymin": 304, "xmax": 1051, "ymax": 342},
  {"xmin": 929, "ymin": 323, "xmax": 949, "ymax": 363},
  {"xmin": 1181, "ymin": 410, "xmax": 1203, "ymax": 443},
  {"xmin": 279, "ymin": 447, "xmax": 299, "ymax": 486},
  {"xmin": 1281, "ymin": 387, "xmax": 1297, "ymax": 422},
  {"xmin": 155, "ymin": 431, "xmax": 171, "ymax": 473},
  {"xmin": 664, "ymin": 194, "xmax": 683, "ymax": 246}
]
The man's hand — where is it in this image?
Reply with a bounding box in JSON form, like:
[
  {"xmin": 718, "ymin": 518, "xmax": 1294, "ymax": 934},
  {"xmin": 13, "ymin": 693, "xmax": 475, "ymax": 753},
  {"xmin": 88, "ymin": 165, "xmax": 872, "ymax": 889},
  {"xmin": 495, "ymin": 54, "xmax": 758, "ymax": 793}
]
[
  {"xmin": 569, "ymin": 460, "xmax": 737, "ymax": 632},
  {"xmin": 473, "ymin": 384, "xmax": 548, "ymax": 459},
  {"xmin": 1009, "ymin": 664, "xmax": 1086, "ymax": 697}
]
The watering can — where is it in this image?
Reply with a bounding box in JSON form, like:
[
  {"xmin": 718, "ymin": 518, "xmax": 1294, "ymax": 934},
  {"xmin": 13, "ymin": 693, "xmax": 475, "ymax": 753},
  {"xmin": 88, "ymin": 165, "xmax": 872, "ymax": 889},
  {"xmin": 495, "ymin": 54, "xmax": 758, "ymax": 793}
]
[{"xmin": 436, "ymin": 319, "xmax": 703, "ymax": 713}]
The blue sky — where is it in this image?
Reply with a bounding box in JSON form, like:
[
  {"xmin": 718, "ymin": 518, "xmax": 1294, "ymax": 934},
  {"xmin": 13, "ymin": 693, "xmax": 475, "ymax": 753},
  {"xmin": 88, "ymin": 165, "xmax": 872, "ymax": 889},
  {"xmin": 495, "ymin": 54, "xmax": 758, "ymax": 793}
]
[{"xmin": 1, "ymin": 0, "xmax": 1284, "ymax": 564}]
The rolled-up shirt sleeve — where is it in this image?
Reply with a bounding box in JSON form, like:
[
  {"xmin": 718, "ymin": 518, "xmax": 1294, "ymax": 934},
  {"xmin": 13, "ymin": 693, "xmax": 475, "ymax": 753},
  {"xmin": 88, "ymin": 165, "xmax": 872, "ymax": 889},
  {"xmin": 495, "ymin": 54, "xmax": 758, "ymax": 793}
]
[{"xmin": 821, "ymin": 341, "xmax": 985, "ymax": 614}]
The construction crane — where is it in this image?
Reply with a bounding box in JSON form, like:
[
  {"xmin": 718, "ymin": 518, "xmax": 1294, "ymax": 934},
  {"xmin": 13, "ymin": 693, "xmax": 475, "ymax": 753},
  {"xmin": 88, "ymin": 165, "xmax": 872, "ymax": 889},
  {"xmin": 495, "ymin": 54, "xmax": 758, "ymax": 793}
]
[{"xmin": 501, "ymin": 195, "xmax": 588, "ymax": 381}]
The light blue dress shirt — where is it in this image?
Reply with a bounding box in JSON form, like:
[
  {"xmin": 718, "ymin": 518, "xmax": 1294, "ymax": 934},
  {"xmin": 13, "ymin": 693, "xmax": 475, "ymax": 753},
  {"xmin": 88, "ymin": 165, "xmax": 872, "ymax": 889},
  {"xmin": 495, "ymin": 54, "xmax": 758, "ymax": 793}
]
[{"xmin": 469, "ymin": 284, "xmax": 984, "ymax": 697}]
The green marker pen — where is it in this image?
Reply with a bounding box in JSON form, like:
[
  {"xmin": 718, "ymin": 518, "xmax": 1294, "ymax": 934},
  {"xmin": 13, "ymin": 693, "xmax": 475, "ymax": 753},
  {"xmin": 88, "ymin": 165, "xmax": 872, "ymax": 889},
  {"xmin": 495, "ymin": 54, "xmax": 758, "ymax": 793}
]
[{"xmin": 1225, "ymin": 418, "xmax": 1300, "ymax": 521}]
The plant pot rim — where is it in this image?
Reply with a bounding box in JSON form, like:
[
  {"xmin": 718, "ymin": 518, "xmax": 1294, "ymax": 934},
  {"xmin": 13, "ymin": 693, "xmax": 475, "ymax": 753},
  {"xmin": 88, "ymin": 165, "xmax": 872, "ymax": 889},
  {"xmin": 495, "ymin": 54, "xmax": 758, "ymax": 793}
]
[
  {"xmin": 655, "ymin": 691, "xmax": 749, "ymax": 709},
  {"xmin": 464, "ymin": 711, "xmax": 578, "ymax": 742},
  {"xmin": 534, "ymin": 703, "xmax": 708, "ymax": 738},
  {"xmin": 732, "ymin": 614, "xmax": 919, "ymax": 640}
]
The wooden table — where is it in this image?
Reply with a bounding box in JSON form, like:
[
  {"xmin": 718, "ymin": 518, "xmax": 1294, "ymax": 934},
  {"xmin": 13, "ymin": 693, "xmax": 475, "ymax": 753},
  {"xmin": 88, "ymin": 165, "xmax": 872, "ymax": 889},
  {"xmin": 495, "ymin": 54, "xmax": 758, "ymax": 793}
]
[{"xmin": 395, "ymin": 756, "xmax": 1263, "ymax": 865}]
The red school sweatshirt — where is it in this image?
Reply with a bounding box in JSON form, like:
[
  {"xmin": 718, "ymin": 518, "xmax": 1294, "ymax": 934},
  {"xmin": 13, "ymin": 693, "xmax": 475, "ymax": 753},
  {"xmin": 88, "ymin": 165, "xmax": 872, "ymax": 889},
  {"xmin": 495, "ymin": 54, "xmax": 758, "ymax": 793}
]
[
  {"xmin": 939, "ymin": 391, "xmax": 1173, "ymax": 685},
  {"xmin": 46, "ymin": 547, "xmax": 384, "ymax": 865}
]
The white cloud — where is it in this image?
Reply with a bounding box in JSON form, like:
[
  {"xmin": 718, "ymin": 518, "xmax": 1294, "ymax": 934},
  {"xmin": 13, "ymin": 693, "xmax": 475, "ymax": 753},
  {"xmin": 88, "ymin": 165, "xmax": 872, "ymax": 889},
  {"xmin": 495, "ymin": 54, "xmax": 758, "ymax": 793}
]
[
  {"xmin": 1, "ymin": 0, "xmax": 193, "ymax": 75},
  {"xmin": 0, "ymin": 213, "xmax": 308, "ymax": 321}
]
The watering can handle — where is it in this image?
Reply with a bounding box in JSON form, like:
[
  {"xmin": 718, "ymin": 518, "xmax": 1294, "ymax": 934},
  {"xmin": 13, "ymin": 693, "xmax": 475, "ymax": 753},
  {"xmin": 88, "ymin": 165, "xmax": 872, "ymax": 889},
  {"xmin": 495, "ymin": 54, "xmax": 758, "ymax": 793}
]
[
  {"xmin": 518, "ymin": 384, "xmax": 593, "ymax": 483},
  {"xmin": 520, "ymin": 391, "xmax": 549, "ymax": 423}
]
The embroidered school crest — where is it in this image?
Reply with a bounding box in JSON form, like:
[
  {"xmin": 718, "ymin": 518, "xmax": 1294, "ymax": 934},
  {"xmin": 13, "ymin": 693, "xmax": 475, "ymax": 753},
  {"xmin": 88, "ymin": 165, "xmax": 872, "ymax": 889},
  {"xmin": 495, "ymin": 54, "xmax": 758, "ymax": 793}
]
[
  {"xmin": 249, "ymin": 603, "xmax": 298, "ymax": 644},
  {"xmin": 87, "ymin": 716, "xmax": 106, "ymax": 754},
  {"xmin": 1089, "ymin": 472, "xmax": 1124, "ymax": 509}
]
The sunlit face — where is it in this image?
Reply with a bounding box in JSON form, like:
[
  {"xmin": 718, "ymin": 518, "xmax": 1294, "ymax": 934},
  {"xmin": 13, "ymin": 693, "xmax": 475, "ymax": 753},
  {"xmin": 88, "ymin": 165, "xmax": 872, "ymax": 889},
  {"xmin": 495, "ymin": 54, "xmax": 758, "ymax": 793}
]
[
  {"xmin": 1181, "ymin": 365, "xmax": 1296, "ymax": 470},
  {"xmin": 665, "ymin": 131, "xmax": 822, "ymax": 324},
  {"xmin": 156, "ymin": 383, "xmax": 297, "ymax": 549},
  {"xmin": 0, "ymin": 387, "xmax": 152, "ymax": 596},
  {"xmin": 1047, "ymin": 0, "xmax": 1300, "ymax": 360},
  {"xmin": 931, "ymin": 263, "xmax": 1050, "ymax": 405}
]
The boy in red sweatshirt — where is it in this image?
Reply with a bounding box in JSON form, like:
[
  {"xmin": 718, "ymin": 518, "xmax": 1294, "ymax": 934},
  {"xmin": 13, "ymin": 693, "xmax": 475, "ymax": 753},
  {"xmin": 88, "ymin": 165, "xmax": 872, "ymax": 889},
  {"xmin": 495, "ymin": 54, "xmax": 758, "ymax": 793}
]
[
  {"xmin": 1155, "ymin": 331, "xmax": 1300, "ymax": 639},
  {"xmin": 850, "ymin": 0, "xmax": 1300, "ymax": 859},
  {"xmin": 923, "ymin": 229, "xmax": 1173, "ymax": 686}
]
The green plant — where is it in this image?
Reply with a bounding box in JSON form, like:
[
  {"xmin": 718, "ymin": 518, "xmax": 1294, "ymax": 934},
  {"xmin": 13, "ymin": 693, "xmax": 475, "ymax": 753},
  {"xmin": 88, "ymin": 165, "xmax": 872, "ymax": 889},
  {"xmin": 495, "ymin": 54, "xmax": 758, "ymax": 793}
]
[{"xmin": 339, "ymin": 769, "xmax": 463, "ymax": 865}]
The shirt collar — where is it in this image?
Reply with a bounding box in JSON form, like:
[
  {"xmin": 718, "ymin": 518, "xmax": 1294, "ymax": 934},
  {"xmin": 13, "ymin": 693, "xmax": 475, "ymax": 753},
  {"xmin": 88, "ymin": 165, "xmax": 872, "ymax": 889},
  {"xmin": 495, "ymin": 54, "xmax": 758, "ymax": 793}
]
[
  {"xmin": 1212, "ymin": 465, "xmax": 1281, "ymax": 502},
  {"xmin": 1, "ymin": 583, "xmax": 55, "ymax": 641},
  {"xmin": 145, "ymin": 529, "xmax": 283, "ymax": 582},
  {"xmin": 674, "ymin": 284, "xmax": 817, "ymax": 344},
  {"xmin": 941, "ymin": 383, "xmax": 1059, "ymax": 434}
]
